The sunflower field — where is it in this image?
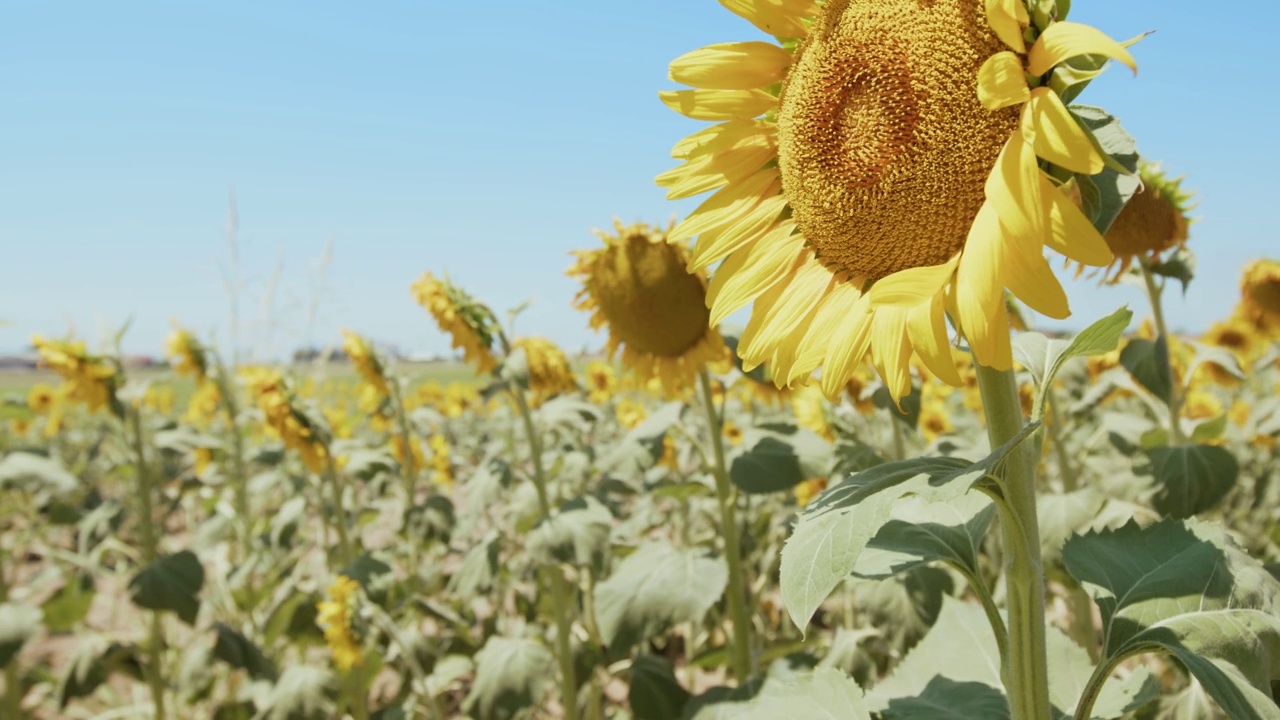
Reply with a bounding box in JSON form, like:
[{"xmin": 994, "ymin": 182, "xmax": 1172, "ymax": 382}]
[{"xmin": 4, "ymin": 1, "xmax": 1280, "ymax": 719}]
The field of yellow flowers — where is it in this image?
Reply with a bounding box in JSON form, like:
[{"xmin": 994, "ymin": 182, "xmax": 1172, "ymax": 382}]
[{"xmin": 5, "ymin": 1, "xmax": 1280, "ymax": 719}]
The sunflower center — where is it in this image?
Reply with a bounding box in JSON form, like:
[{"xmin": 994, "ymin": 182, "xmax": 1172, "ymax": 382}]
[
  {"xmin": 1248, "ymin": 278, "xmax": 1280, "ymax": 315},
  {"xmin": 591, "ymin": 235, "xmax": 712, "ymax": 357},
  {"xmin": 776, "ymin": 0, "xmax": 1017, "ymax": 282},
  {"xmin": 1104, "ymin": 184, "xmax": 1187, "ymax": 259}
]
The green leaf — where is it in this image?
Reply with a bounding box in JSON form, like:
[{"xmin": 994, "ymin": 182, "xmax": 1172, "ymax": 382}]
[
  {"xmin": 339, "ymin": 553, "xmax": 394, "ymax": 605},
  {"xmin": 630, "ymin": 654, "xmax": 691, "ymax": 720},
  {"xmin": 781, "ymin": 449, "xmax": 1012, "ymax": 631},
  {"xmin": 882, "ymin": 677, "xmax": 1010, "ymax": 719},
  {"xmin": 1013, "ymin": 306, "xmax": 1132, "ymax": 420},
  {"xmin": 1063, "ymin": 519, "xmax": 1280, "ymax": 719},
  {"xmin": 1044, "ymin": 622, "xmax": 1160, "ymax": 719},
  {"xmin": 425, "ymin": 654, "xmax": 473, "ymax": 697},
  {"xmin": 340, "ymin": 447, "xmax": 397, "ymax": 481},
  {"xmin": 873, "ymin": 384, "xmax": 923, "ymax": 429},
  {"xmin": 536, "ymin": 396, "xmax": 601, "ymax": 430},
  {"xmin": 740, "ymin": 667, "xmax": 872, "ymax": 719},
  {"xmin": 129, "ymin": 550, "xmax": 205, "ymax": 625},
  {"xmin": 853, "ymin": 566, "xmax": 953, "ymax": 654},
  {"xmin": 1144, "ymin": 444, "xmax": 1238, "ymax": 519},
  {"xmin": 448, "ymin": 532, "xmax": 501, "ymax": 598},
  {"xmin": 602, "ymin": 401, "xmax": 685, "ymax": 476},
  {"xmin": 527, "ymin": 495, "xmax": 612, "ymax": 572},
  {"xmin": 213, "ymin": 622, "xmax": 277, "ymax": 681},
  {"xmin": 40, "ymin": 572, "xmax": 95, "ymax": 632},
  {"xmin": 1068, "ymin": 106, "xmax": 1140, "ymax": 235},
  {"xmin": 1184, "ymin": 341, "xmax": 1247, "ymax": 384},
  {"xmin": 594, "ymin": 542, "xmax": 728, "ymax": 652},
  {"xmin": 1149, "ymin": 251, "xmax": 1196, "ymax": 295},
  {"xmin": 854, "ymin": 493, "xmax": 995, "ymax": 580},
  {"xmin": 462, "ymin": 636, "xmax": 556, "ymax": 720},
  {"xmin": 57, "ymin": 636, "xmax": 135, "ymax": 708},
  {"xmin": 1189, "ymin": 414, "xmax": 1229, "ymax": 445},
  {"xmin": 1120, "ymin": 337, "xmax": 1175, "ymax": 406},
  {"xmin": 0, "ymin": 602, "xmax": 41, "ymax": 666},
  {"xmin": 0, "ymin": 451, "xmax": 78, "ymax": 496},
  {"xmin": 730, "ymin": 423, "xmax": 833, "ymax": 495},
  {"xmin": 259, "ymin": 665, "xmax": 336, "ymax": 720}
]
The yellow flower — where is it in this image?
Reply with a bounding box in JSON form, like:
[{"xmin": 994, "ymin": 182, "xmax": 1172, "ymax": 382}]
[
  {"xmin": 617, "ymin": 398, "xmax": 647, "ymax": 430},
  {"xmin": 341, "ymin": 329, "xmax": 389, "ymax": 398},
  {"xmin": 512, "ymin": 337, "xmax": 577, "ymax": 406},
  {"xmin": 324, "ymin": 406, "xmax": 356, "ymax": 439},
  {"xmin": 441, "ymin": 382, "xmax": 480, "ymax": 418},
  {"xmin": 193, "ymin": 447, "xmax": 213, "ymax": 476},
  {"xmin": 393, "ymin": 435, "xmax": 426, "ymax": 474},
  {"xmin": 242, "ymin": 368, "xmax": 330, "ymax": 473},
  {"xmin": 737, "ymin": 369, "xmax": 792, "ymax": 409},
  {"xmin": 1100, "ymin": 164, "xmax": 1195, "ymax": 281},
  {"xmin": 410, "ymin": 272, "xmax": 500, "ymax": 374},
  {"xmin": 429, "ymin": 434, "xmax": 453, "ymax": 487},
  {"xmin": 185, "ymin": 380, "xmax": 222, "ymax": 427},
  {"xmin": 569, "ymin": 219, "xmax": 730, "ymax": 396},
  {"xmin": 31, "ymin": 334, "xmax": 118, "ymax": 413},
  {"xmin": 794, "ymin": 477, "xmax": 829, "ymax": 508},
  {"xmin": 1183, "ymin": 389, "xmax": 1223, "ymax": 421},
  {"xmin": 143, "ymin": 385, "xmax": 175, "ymax": 416},
  {"xmin": 918, "ymin": 399, "xmax": 953, "ymax": 442},
  {"xmin": 792, "ymin": 384, "xmax": 832, "ymax": 441},
  {"xmin": 165, "ymin": 327, "xmax": 209, "ymax": 382},
  {"xmin": 1228, "ymin": 399, "xmax": 1250, "ymax": 428},
  {"xmin": 316, "ymin": 575, "xmax": 362, "ymax": 671},
  {"xmin": 659, "ymin": 0, "xmax": 1135, "ymax": 401},
  {"xmin": 723, "ymin": 419, "xmax": 745, "ymax": 446},
  {"xmin": 1239, "ymin": 259, "xmax": 1280, "ymax": 334},
  {"xmin": 27, "ymin": 383, "xmax": 57, "ymax": 414},
  {"xmin": 583, "ymin": 360, "xmax": 617, "ymax": 404},
  {"xmin": 413, "ymin": 380, "xmax": 445, "ymax": 410},
  {"xmin": 9, "ymin": 418, "xmax": 31, "ymax": 436}
]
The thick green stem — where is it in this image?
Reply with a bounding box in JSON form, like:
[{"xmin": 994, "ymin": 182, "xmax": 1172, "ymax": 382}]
[
  {"xmin": 698, "ymin": 369, "xmax": 754, "ymax": 681},
  {"xmin": 889, "ymin": 412, "xmax": 907, "ymax": 461},
  {"xmin": 973, "ymin": 362, "xmax": 1051, "ymax": 720},
  {"xmin": 512, "ymin": 388, "xmax": 579, "ymax": 720},
  {"xmin": 128, "ymin": 408, "xmax": 168, "ymax": 720},
  {"xmin": 1139, "ymin": 261, "xmax": 1186, "ymax": 444}
]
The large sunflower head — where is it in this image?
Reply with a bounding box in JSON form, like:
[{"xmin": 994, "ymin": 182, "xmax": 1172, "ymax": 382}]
[
  {"xmin": 659, "ymin": 0, "xmax": 1136, "ymax": 401},
  {"xmin": 569, "ymin": 219, "xmax": 730, "ymax": 397},
  {"xmin": 410, "ymin": 272, "xmax": 501, "ymax": 374},
  {"xmin": 1100, "ymin": 163, "xmax": 1195, "ymax": 281},
  {"xmin": 1239, "ymin": 259, "xmax": 1280, "ymax": 333},
  {"xmin": 511, "ymin": 336, "xmax": 578, "ymax": 406}
]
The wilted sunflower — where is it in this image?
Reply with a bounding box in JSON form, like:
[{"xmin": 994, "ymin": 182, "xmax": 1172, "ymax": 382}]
[
  {"xmin": 31, "ymin": 335, "xmax": 119, "ymax": 414},
  {"xmin": 660, "ymin": 0, "xmax": 1134, "ymax": 401},
  {"xmin": 341, "ymin": 329, "xmax": 389, "ymax": 398},
  {"xmin": 1240, "ymin": 259, "xmax": 1280, "ymax": 333},
  {"xmin": 569, "ymin": 219, "xmax": 730, "ymax": 396},
  {"xmin": 1100, "ymin": 163, "xmax": 1195, "ymax": 281},
  {"xmin": 411, "ymin": 272, "xmax": 500, "ymax": 374},
  {"xmin": 316, "ymin": 575, "xmax": 363, "ymax": 670},
  {"xmin": 512, "ymin": 337, "xmax": 578, "ymax": 405}
]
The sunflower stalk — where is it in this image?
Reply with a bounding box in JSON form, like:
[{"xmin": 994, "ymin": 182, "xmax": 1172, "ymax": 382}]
[
  {"xmin": 322, "ymin": 457, "xmax": 354, "ymax": 568},
  {"xmin": 1, "ymin": 537, "xmax": 21, "ymax": 717},
  {"xmin": 1138, "ymin": 260, "xmax": 1187, "ymax": 444},
  {"xmin": 973, "ymin": 361, "xmax": 1051, "ymax": 720},
  {"xmin": 126, "ymin": 405, "xmax": 168, "ymax": 720},
  {"xmin": 212, "ymin": 361, "xmax": 251, "ymax": 559},
  {"xmin": 510, "ymin": 385, "xmax": 580, "ymax": 720},
  {"xmin": 698, "ymin": 369, "xmax": 754, "ymax": 681}
]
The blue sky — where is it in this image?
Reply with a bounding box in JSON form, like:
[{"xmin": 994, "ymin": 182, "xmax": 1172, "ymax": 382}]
[{"xmin": 1, "ymin": 1, "xmax": 1271, "ymax": 361}]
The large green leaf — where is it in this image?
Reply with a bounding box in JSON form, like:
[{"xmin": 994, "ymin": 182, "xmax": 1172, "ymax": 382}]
[
  {"xmin": 882, "ymin": 677, "xmax": 1010, "ymax": 720},
  {"xmin": 854, "ymin": 493, "xmax": 995, "ymax": 580},
  {"xmin": 259, "ymin": 665, "xmax": 336, "ymax": 720},
  {"xmin": 1012, "ymin": 306, "xmax": 1132, "ymax": 420},
  {"xmin": 1063, "ymin": 519, "xmax": 1280, "ymax": 719},
  {"xmin": 1068, "ymin": 106, "xmax": 1140, "ymax": 235},
  {"xmin": 1144, "ymin": 444, "xmax": 1238, "ymax": 519},
  {"xmin": 40, "ymin": 572, "xmax": 95, "ymax": 632},
  {"xmin": 0, "ymin": 602, "xmax": 41, "ymax": 666},
  {"xmin": 740, "ymin": 667, "xmax": 871, "ymax": 719},
  {"xmin": 1119, "ymin": 337, "xmax": 1174, "ymax": 407},
  {"xmin": 853, "ymin": 566, "xmax": 953, "ymax": 654},
  {"xmin": 129, "ymin": 550, "xmax": 205, "ymax": 625},
  {"xmin": 0, "ymin": 451, "xmax": 78, "ymax": 496},
  {"xmin": 213, "ymin": 622, "xmax": 277, "ymax": 681},
  {"xmin": 602, "ymin": 402, "xmax": 685, "ymax": 476},
  {"xmin": 56, "ymin": 636, "xmax": 136, "ymax": 708},
  {"xmin": 730, "ymin": 423, "xmax": 833, "ymax": 494},
  {"xmin": 594, "ymin": 542, "xmax": 727, "ymax": 652},
  {"xmin": 448, "ymin": 531, "xmax": 501, "ymax": 598},
  {"xmin": 462, "ymin": 636, "xmax": 556, "ymax": 720},
  {"xmin": 527, "ymin": 495, "xmax": 612, "ymax": 572},
  {"xmin": 630, "ymin": 654, "xmax": 691, "ymax": 720}
]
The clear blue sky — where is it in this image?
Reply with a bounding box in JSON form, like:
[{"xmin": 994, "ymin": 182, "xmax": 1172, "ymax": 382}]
[{"xmin": 1, "ymin": 1, "xmax": 1272, "ymax": 361}]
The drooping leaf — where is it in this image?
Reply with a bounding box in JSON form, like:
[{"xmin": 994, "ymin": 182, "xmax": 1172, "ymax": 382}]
[
  {"xmin": 129, "ymin": 550, "xmax": 205, "ymax": 625},
  {"xmin": 602, "ymin": 402, "xmax": 685, "ymax": 476},
  {"xmin": 448, "ymin": 532, "xmax": 501, "ymax": 598},
  {"xmin": 882, "ymin": 677, "xmax": 1011, "ymax": 720},
  {"xmin": 462, "ymin": 636, "xmax": 556, "ymax": 720},
  {"xmin": 1144, "ymin": 444, "xmax": 1238, "ymax": 519},
  {"xmin": 424, "ymin": 654, "xmax": 473, "ymax": 698},
  {"xmin": 853, "ymin": 566, "xmax": 953, "ymax": 654},
  {"xmin": 740, "ymin": 667, "xmax": 872, "ymax": 719},
  {"xmin": 57, "ymin": 636, "xmax": 134, "ymax": 708},
  {"xmin": 854, "ymin": 493, "xmax": 995, "ymax": 580},
  {"xmin": 594, "ymin": 542, "xmax": 728, "ymax": 652},
  {"xmin": 258, "ymin": 664, "xmax": 336, "ymax": 720},
  {"xmin": 213, "ymin": 622, "xmax": 277, "ymax": 681},
  {"xmin": 630, "ymin": 654, "xmax": 691, "ymax": 720},
  {"xmin": 527, "ymin": 495, "xmax": 612, "ymax": 572},
  {"xmin": 1119, "ymin": 337, "xmax": 1174, "ymax": 406},
  {"xmin": 40, "ymin": 572, "xmax": 95, "ymax": 632},
  {"xmin": 1068, "ymin": 106, "xmax": 1140, "ymax": 236},
  {"xmin": 730, "ymin": 423, "xmax": 833, "ymax": 494},
  {"xmin": 0, "ymin": 451, "xmax": 78, "ymax": 496}
]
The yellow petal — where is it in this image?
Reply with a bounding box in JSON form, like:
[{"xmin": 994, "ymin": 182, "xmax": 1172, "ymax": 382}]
[
  {"xmin": 671, "ymin": 119, "xmax": 774, "ymax": 160},
  {"xmin": 740, "ymin": 257, "xmax": 830, "ymax": 360},
  {"xmin": 985, "ymin": 131, "xmax": 1045, "ymax": 249},
  {"xmin": 737, "ymin": 276, "xmax": 792, "ymax": 369},
  {"xmin": 820, "ymin": 294, "xmax": 874, "ymax": 399},
  {"xmin": 691, "ymin": 194, "xmax": 788, "ymax": 270},
  {"xmin": 977, "ymin": 52, "xmax": 1030, "ymax": 111},
  {"xmin": 955, "ymin": 203, "xmax": 1014, "ymax": 371},
  {"xmin": 657, "ymin": 133, "xmax": 776, "ymax": 200},
  {"xmin": 669, "ymin": 41, "xmax": 794, "ymax": 90},
  {"xmin": 706, "ymin": 223, "xmax": 802, "ymax": 325},
  {"xmin": 791, "ymin": 282, "xmax": 860, "ymax": 385},
  {"xmin": 1027, "ymin": 22, "xmax": 1137, "ymax": 77},
  {"xmin": 1042, "ymin": 176, "xmax": 1113, "ymax": 266},
  {"xmin": 906, "ymin": 292, "xmax": 963, "ymax": 388},
  {"xmin": 869, "ymin": 256, "xmax": 958, "ymax": 307},
  {"xmin": 1002, "ymin": 244, "xmax": 1071, "ymax": 319},
  {"xmin": 1024, "ymin": 88, "xmax": 1104, "ymax": 175},
  {"xmin": 870, "ymin": 307, "xmax": 914, "ymax": 404},
  {"xmin": 985, "ymin": 0, "xmax": 1029, "ymax": 53},
  {"xmin": 659, "ymin": 89, "xmax": 776, "ymax": 121},
  {"xmin": 718, "ymin": 0, "xmax": 816, "ymax": 39},
  {"xmin": 669, "ymin": 169, "xmax": 780, "ymax": 243}
]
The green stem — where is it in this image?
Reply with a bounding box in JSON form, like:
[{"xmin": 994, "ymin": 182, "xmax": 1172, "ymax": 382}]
[
  {"xmin": 957, "ymin": 565, "xmax": 1009, "ymax": 667},
  {"xmin": 973, "ymin": 361, "xmax": 1050, "ymax": 720},
  {"xmin": 698, "ymin": 369, "xmax": 753, "ymax": 682},
  {"xmin": 512, "ymin": 388, "xmax": 579, "ymax": 720},
  {"xmin": 1073, "ymin": 646, "xmax": 1149, "ymax": 720},
  {"xmin": 388, "ymin": 380, "xmax": 423, "ymax": 585},
  {"xmin": 0, "ymin": 543, "xmax": 19, "ymax": 718},
  {"xmin": 1045, "ymin": 385, "xmax": 1077, "ymax": 492},
  {"xmin": 1138, "ymin": 260, "xmax": 1186, "ymax": 444},
  {"xmin": 889, "ymin": 412, "xmax": 907, "ymax": 461},
  {"xmin": 213, "ymin": 365, "xmax": 251, "ymax": 559},
  {"xmin": 323, "ymin": 458, "xmax": 354, "ymax": 567},
  {"xmin": 127, "ymin": 408, "xmax": 168, "ymax": 720}
]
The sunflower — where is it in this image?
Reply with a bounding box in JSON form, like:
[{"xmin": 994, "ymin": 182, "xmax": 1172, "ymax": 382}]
[
  {"xmin": 341, "ymin": 329, "xmax": 389, "ymax": 398},
  {"xmin": 659, "ymin": 0, "xmax": 1135, "ymax": 401},
  {"xmin": 242, "ymin": 368, "xmax": 331, "ymax": 473},
  {"xmin": 27, "ymin": 383, "xmax": 57, "ymax": 414},
  {"xmin": 411, "ymin": 272, "xmax": 500, "ymax": 374},
  {"xmin": 583, "ymin": 360, "xmax": 618, "ymax": 404},
  {"xmin": 1100, "ymin": 163, "xmax": 1195, "ymax": 281},
  {"xmin": 792, "ymin": 384, "xmax": 833, "ymax": 440},
  {"xmin": 569, "ymin": 219, "xmax": 730, "ymax": 396},
  {"xmin": 316, "ymin": 575, "xmax": 363, "ymax": 671},
  {"xmin": 918, "ymin": 398, "xmax": 953, "ymax": 442},
  {"xmin": 185, "ymin": 380, "xmax": 222, "ymax": 427},
  {"xmin": 723, "ymin": 419, "xmax": 745, "ymax": 445},
  {"xmin": 1239, "ymin": 259, "xmax": 1280, "ymax": 333},
  {"xmin": 512, "ymin": 337, "xmax": 578, "ymax": 406},
  {"xmin": 429, "ymin": 434, "xmax": 454, "ymax": 487},
  {"xmin": 1182, "ymin": 389, "xmax": 1223, "ymax": 422},
  {"xmin": 31, "ymin": 335, "xmax": 119, "ymax": 414},
  {"xmin": 794, "ymin": 477, "xmax": 829, "ymax": 508},
  {"xmin": 165, "ymin": 327, "xmax": 209, "ymax": 382}
]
